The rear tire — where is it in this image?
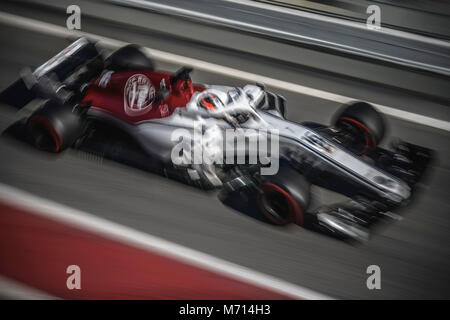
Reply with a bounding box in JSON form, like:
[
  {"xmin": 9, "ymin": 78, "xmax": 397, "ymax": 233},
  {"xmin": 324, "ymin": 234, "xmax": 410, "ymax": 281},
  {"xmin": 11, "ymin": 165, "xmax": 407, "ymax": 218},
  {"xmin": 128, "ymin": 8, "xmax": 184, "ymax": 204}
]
[
  {"xmin": 257, "ymin": 165, "xmax": 310, "ymax": 226},
  {"xmin": 105, "ymin": 44, "xmax": 155, "ymax": 71},
  {"xmin": 27, "ymin": 102, "xmax": 82, "ymax": 153}
]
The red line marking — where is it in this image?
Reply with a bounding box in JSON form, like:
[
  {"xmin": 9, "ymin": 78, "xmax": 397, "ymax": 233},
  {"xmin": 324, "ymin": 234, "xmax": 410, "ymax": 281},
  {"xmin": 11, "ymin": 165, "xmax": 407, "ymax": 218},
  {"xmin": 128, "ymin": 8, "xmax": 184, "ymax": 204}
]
[{"xmin": 0, "ymin": 201, "xmax": 293, "ymax": 299}]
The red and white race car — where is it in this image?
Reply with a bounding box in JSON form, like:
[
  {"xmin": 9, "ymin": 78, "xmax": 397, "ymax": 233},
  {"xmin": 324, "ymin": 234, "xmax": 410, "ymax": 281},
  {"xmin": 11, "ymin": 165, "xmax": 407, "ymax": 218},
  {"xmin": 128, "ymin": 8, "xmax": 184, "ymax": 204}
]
[{"xmin": 0, "ymin": 38, "xmax": 433, "ymax": 241}]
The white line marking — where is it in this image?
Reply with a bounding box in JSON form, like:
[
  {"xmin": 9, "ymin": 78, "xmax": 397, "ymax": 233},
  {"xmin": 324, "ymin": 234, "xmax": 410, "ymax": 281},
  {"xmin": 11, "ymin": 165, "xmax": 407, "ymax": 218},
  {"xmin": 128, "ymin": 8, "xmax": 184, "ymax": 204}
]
[
  {"xmin": 0, "ymin": 275, "xmax": 57, "ymax": 300},
  {"xmin": 0, "ymin": 183, "xmax": 332, "ymax": 300},
  {"xmin": 0, "ymin": 11, "xmax": 448, "ymax": 132}
]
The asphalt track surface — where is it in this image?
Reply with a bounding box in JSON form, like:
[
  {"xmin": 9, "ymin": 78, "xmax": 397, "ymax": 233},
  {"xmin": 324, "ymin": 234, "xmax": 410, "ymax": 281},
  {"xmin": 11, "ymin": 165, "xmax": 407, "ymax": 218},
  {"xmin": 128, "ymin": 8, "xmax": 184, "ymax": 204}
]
[{"xmin": 0, "ymin": 5, "xmax": 449, "ymax": 299}]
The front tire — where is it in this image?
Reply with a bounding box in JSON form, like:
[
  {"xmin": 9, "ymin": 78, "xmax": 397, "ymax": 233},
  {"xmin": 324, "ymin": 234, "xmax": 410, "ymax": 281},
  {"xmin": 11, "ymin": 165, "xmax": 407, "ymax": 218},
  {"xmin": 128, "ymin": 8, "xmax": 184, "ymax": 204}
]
[
  {"xmin": 334, "ymin": 101, "xmax": 386, "ymax": 155},
  {"xmin": 257, "ymin": 165, "xmax": 310, "ymax": 226}
]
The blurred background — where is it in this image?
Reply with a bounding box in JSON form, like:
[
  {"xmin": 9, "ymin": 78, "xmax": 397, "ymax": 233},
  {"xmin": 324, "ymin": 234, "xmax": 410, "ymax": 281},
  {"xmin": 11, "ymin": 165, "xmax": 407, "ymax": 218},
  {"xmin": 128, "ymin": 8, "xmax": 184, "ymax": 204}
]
[
  {"xmin": 260, "ymin": 0, "xmax": 450, "ymax": 38},
  {"xmin": 0, "ymin": 0, "xmax": 449, "ymax": 299}
]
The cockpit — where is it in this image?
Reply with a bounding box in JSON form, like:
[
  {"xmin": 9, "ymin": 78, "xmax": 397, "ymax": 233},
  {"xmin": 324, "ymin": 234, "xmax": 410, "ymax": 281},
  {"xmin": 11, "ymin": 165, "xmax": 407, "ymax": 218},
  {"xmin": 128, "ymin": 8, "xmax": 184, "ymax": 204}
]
[
  {"xmin": 197, "ymin": 88, "xmax": 246, "ymax": 109},
  {"xmin": 199, "ymin": 92, "xmax": 225, "ymax": 111},
  {"xmin": 189, "ymin": 86, "xmax": 264, "ymax": 127}
]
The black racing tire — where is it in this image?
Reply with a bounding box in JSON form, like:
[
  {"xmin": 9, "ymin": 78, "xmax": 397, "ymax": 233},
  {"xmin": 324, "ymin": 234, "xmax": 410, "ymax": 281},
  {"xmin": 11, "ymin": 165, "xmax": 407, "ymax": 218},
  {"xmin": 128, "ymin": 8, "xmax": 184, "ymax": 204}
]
[
  {"xmin": 334, "ymin": 101, "xmax": 386, "ymax": 152},
  {"xmin": 105, "ymin": 44, "xmax": 155, "ymax": 71},
  {"xmin": 257, "ymin": 165, "xmax": 310, "ymax": 226},
  {"xmin": 27, "ymin": 102, "xmax": 82, "ymax": 153}
]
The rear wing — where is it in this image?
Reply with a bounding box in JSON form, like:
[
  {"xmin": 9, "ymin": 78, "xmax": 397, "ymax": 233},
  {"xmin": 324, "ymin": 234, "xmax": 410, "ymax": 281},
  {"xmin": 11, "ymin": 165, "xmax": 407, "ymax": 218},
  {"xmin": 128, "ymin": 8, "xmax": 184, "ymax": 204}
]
[{"xmin": 0, "ymin": 38, "xmax": 101, "ymax": 110}]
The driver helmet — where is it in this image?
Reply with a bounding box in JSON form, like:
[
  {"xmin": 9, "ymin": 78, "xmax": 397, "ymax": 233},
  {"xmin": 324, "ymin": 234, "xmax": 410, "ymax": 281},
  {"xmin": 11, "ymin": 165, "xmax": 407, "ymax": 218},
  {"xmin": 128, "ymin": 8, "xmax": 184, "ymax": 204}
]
[{"xmin": 199, "ymin": 92, "xmax": 224, "ymax": 111}]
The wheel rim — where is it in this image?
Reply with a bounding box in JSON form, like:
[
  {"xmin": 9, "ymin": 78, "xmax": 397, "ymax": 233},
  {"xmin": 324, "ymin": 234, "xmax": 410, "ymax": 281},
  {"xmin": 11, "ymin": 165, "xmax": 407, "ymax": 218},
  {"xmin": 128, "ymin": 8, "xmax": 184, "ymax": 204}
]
[
  {"xmin": 28, "ymin": 116, "xmax": 61, "ymax": 152},
  {"xmin": 338, "ymin": 117, "xmax": 376, "ymax": 155},
  {"xmin": 258, "ymin": 183, "xmax": 304, "ymax": 226}
]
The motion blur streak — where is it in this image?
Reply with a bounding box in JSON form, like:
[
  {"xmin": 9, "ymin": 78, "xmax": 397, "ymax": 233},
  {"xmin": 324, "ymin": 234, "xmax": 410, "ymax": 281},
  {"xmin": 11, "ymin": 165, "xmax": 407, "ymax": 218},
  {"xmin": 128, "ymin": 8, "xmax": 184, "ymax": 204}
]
[
  {"xmin": 110, "ymin": 0, "xmax": 450, "ymax": 75},
  {"xmin": 0, "ymin": 183, "xmax": 332, "ymax": 300},
  {"xmin": 0, "ymin": 11, "xmax": 448, "ymax": 132}
]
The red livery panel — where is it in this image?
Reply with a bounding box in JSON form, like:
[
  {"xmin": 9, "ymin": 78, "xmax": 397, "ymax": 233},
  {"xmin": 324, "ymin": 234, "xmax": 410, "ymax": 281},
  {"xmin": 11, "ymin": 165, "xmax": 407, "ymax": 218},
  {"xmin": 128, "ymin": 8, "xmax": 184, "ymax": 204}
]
[{"xmin": 82, "ymin": 70, "xmax": 205, "ymax": 124}]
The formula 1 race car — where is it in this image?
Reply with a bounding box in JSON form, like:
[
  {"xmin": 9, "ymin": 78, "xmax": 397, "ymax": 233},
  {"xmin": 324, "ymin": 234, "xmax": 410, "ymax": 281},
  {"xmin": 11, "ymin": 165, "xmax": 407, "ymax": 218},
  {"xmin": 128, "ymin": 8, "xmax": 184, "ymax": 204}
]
[{"xmin": 0, "ymin": 38, "xmax": 433, "ymax": 241}]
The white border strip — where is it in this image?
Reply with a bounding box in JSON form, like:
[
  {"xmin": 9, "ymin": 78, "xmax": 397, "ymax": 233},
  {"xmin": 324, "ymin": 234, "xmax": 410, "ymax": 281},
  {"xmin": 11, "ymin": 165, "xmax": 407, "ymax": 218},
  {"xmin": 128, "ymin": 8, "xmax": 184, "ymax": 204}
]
[
  {"xmin": 0, "ymin": 11, "xmax": 448, "ymax": 132},
  {"xmin": 0, "ymin": 275, "xmax": 57, "ymax": 300},
  {"xmin": 0, "ymin": 183, "xmax": 332, "ymax": 300}
]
